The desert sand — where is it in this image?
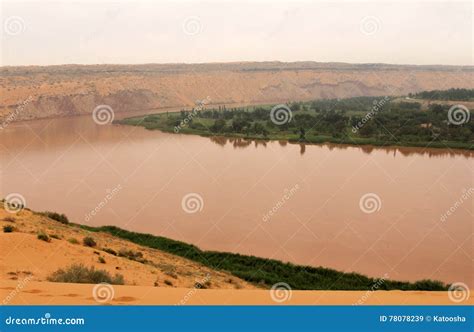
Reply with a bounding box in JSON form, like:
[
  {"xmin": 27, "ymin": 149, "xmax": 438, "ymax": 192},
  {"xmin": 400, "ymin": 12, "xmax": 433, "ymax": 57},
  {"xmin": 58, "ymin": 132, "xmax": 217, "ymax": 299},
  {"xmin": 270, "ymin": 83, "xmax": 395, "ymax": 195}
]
[
  {"xmin": 2, "ymin": 205, "xmax": 472, "ymax": 305},
  {"xmin": 3, "ymin": 279, "xmax": 471, "ymax": 305},
  {"xmin": 0, "ymin": 207, "xmax": 253, "ymax": 291}
]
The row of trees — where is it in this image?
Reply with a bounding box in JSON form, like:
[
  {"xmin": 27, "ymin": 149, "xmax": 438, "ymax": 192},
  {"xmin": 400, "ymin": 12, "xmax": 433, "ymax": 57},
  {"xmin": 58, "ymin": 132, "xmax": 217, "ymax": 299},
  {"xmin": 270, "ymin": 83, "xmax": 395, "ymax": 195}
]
[
  {"xmin": 410, "ymin": 88, "xmax": 474, "ymax": 101},
  {"xmin": 175, "ymin": 99, "xmax": 473, "ymax": 143}
]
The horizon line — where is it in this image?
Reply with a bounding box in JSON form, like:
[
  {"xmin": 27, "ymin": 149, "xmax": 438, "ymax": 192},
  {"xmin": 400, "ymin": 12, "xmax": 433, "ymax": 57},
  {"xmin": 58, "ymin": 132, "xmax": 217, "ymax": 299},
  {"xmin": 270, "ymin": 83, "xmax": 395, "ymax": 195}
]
[{"xmin": 1, "ymin": 60, "xmax": 473, "ymax": 69}]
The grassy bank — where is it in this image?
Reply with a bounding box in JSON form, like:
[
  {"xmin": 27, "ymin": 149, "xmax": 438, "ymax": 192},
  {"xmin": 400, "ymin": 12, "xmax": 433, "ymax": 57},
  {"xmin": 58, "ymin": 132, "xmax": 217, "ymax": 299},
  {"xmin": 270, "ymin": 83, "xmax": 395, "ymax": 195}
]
[
  {"xmin": 75, "ymin": 224, "xmax": 448, "ymax": 291},
  {"xmin": 116, "ymin": 96, "xmax": 474, "ymax": 151}
]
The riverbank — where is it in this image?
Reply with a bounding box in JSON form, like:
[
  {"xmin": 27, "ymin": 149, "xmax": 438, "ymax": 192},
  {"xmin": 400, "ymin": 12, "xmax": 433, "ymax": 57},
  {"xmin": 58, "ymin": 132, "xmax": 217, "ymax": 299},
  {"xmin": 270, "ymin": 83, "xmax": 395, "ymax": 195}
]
[
  {"xmin": 117, "ymin": 103, "xmax": 473, "ymax": 151},
  {"xmin": 1, "ymin": 204, "xmax": 449, "ymax": 293}
]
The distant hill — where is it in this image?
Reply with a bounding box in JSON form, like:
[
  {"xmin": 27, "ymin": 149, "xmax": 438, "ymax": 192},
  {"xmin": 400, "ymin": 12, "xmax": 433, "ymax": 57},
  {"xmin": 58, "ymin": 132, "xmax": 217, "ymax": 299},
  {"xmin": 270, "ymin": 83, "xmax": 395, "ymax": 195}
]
[{"xmin": 1, "ymin": 62, "xmax": 473, "ymax": 122}]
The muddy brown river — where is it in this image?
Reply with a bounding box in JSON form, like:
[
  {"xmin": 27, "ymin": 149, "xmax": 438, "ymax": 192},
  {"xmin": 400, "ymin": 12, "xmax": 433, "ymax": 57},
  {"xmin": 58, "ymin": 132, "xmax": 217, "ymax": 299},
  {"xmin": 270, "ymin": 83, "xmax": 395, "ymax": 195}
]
[{"xmin": 1, "ymin": 112, "xmax": 472, "ymax": 286}]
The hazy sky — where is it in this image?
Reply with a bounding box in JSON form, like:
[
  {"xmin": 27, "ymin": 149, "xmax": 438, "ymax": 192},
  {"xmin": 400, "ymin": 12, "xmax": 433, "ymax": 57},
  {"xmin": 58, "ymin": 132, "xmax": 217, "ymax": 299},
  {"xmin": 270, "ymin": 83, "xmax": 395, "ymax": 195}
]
[{"xmin": 0, "ymin": 0, "xmax": 472, "ymax": 66}]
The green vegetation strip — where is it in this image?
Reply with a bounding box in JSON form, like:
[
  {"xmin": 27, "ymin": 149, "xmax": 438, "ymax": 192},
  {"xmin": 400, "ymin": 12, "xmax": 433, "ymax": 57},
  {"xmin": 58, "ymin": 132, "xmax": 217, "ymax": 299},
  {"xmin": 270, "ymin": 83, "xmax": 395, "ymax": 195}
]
[
  {"xmin": 117, "ymin": 91, "xmax": 474, "ymax": 151},
  {"xmin": 77, "ymin": 224, "xmax": 448, "ymax": 291}
]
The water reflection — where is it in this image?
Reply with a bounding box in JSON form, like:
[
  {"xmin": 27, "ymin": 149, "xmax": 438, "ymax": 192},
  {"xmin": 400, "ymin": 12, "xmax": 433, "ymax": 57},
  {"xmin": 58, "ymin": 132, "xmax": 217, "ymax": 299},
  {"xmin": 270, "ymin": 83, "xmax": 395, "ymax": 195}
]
[
  {"xmin": 1, "ymin": 114, "xmax": 471, "ymax": 285},
  {"xmin": 207, "ymin": 136, "xmax": 473, "ymax": 158}
]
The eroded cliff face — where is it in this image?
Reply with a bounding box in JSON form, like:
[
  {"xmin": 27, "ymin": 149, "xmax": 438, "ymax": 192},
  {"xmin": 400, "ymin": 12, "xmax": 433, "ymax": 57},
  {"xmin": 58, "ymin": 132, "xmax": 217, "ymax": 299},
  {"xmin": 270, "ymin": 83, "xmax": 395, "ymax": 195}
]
[{"xmin": 1, "ymin": 62, "xmax": 472, "ymax": 122}]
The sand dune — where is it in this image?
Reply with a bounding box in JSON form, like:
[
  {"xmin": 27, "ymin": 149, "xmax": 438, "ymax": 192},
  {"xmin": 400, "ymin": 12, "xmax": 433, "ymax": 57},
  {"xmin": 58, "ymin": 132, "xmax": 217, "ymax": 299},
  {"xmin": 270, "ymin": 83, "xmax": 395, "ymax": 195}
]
[
  {"xmin": 0, "ymin": 207, "xmax": 253, "ymax": 291},
  {"xmin": 2, "ymin": 206, "xmax": 472, "ymax": 305}
]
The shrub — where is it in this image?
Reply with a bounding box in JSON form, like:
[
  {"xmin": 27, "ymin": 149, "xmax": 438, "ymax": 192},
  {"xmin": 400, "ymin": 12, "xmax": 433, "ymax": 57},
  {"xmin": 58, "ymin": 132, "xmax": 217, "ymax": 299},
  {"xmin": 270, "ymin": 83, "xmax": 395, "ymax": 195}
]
[
  {"xmin": 40, "ymin": 211, "xmax": 69, "ymax": 224},
  {"xmin": 164, "ymin": 280, "xmax": 173, "ymax": 286},
  {"xmin": 194, "ymin": 280, "xmax": 211, "ymax": 289},
  {"xmin": 47, "ymin": 264, "xmax": 124, "ymax": 284},
  {"xmin": 98, "ymin": 256, "xmax": 106, "ymax": 264},
  {"xmin": 50, "ymin": 234, "xmax": 61, "ymax": 239},
  {"xmin": 118, "ymin": 248, "xmax": 147, "ymax": 263},
  {"xmin": 83, "ymin": 237, "xmax": 96, "ymax": 247},
  {"xmin": 3, "ymin": 225, "xmax": 15, "ymax": 233},
  {"xmin": 68, "ymin": 238, "xmax": 79, "ymax": 244},
  {"xmin": 102, "ymin": 248, "xmax": 117, "ymax": 256},
  {"xmin": 194, "ymin": 282, "xmax": 206, "ymax": 289},
  {"xmin": 37, "ymin": 232, "xmax": 50, "ymax": 242}
]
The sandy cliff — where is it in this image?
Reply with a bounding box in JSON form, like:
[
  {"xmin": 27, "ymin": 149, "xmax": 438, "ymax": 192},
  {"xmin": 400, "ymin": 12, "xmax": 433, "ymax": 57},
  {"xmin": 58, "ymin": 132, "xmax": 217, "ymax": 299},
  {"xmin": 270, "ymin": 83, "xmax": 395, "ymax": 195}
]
[{"xmin": 1, "ymin": 62, "xmax": 472, "ymax": 122}]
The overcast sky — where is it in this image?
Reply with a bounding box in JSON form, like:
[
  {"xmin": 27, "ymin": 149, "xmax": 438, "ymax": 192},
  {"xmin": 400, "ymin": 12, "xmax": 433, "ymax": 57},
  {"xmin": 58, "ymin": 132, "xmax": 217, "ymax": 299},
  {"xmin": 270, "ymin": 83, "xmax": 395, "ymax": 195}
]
[{"xmin": 0, "ymin": 0, "xmax": 472, "ymax": 66}]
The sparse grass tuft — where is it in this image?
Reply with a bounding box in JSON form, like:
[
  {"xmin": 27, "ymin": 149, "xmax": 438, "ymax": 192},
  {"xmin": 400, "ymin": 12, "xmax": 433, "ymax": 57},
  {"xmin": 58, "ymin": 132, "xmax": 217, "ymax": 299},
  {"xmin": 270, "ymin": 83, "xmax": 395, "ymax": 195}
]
[
  {"xmin": 39, "ymin": 211, "xmax": 69, "ymax": 224},
  {"xmin": 68, "ymin": 238, "xmax": 79, "ymax": 244},
  {"xmin": 98, "ymin": 256, "xmax": 106, "ymax": 264},
  {"xmin": 47, "ymin": 264, "xmax": 124, "ymax": 284},
  {"xmin": 37, "ymin": 232, "xmax": 50, "ymax": 242},
  {"xmin": 102, "ymin": 248, "xmax": 117, "ymax": 256},
  {"xmin": 3, "ymin": 225, "xmax": 15, "ymax": 233},
  {"xmin": 118, "ymin": 248, "xmax": 147, "ymax": 263},
  {"xmin": 83, "ymin": 236, "xmax": 96, "ymax": 247}
]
